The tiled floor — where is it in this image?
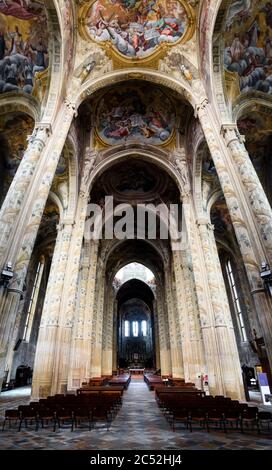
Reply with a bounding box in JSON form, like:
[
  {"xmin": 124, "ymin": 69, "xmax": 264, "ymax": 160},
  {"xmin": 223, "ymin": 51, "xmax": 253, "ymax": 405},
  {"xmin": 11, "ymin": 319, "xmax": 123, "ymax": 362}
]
[{"xmin": 0, "ymin": 378, "xmax": 272, "ymax": 450}]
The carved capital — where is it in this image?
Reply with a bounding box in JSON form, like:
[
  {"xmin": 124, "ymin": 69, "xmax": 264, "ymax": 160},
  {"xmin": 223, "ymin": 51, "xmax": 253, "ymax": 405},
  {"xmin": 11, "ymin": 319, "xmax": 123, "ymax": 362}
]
[
  {"xmin": 197, "ymin": 218, "xmax": 214, "ymax": 231},
  {"xmin": 27, "ymin": 122, "xmax": 52, "ymax": 145},
  {"xmin": 220, "ymin": 124, "xmax": 239, "ymax": 145},
  {"xmin": 194, "ymin": 98, "xmax": 208, "ymax": 118},
  {"xmin": 79, "ymin": 188, "xmax": 89, "ymax": 200},
  {"xmin": 64, "ymin": 98, "xmax": 77, "ymax": 119}
]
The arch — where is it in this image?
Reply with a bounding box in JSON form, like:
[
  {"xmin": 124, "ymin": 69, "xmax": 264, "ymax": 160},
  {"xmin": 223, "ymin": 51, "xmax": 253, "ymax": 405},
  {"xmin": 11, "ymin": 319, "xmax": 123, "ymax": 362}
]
[
  {"xmin": 87, "ymin": 147, "xmax": 182, "ymax": 197},
  {"xmin": 114, "ymin": 262, "xmax": 155, "ymax": 292},
  {"xmin": 76, "ymin": 69, "xmax": 198, "ymax": 110},
  {"xmin": 0, "ymin": 94, "xmax": 40, "ymax": 122},
  {"xmin": 233, "ymin": 94, "xmax": 272, "ymax": 121},
  {"xmin": 116, "ymin": 279, "xmax": 155, "ymax": 311},
  {"xmin": 207, "ymin": 188, "xmax": 224, "ymax": 217},
  {"xmin": 105, "ymin": 239, "xmax": 166, "ymax": 286}
]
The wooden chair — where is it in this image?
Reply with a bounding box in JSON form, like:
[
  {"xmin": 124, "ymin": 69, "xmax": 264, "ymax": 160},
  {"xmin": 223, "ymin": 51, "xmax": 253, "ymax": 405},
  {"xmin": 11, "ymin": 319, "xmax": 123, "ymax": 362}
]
[{"xmin": 2, "ymin": 409, "xmax": 22, "ymax": 431}]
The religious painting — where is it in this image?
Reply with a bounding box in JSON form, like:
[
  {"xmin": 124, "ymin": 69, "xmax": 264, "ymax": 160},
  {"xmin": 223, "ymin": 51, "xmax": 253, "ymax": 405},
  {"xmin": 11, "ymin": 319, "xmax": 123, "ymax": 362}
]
[
  {"xmin": 95, "ymin": 84, "xmax": 175, "ymax": 145},
  {"xmin": 0, "ymin": 1, "xmax": 48, "ymax": 94},
  {"xmin": 224, "ymin": 0, "xmax": 272, "ymax": 94},
  {"xmin": 211, "ymin": 196, "xmax": 233, "ymax": 233},
  {"xmin": 85, "ymin": 0, "xmax": 189, "ymax": 59}
]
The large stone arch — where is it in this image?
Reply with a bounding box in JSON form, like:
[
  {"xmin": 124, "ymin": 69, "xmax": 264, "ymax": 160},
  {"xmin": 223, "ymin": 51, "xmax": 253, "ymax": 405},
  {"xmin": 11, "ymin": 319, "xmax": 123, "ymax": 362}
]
[
  {"xmin": 101, "ymin": 238, "xmax": 170, "ymax": 377},
  {"xmin": 76, "ymin": 68, "xmax": 199, "ymax": 110},
  {"xmin": 87, "ymin": 146, "xmax": 183, "ymax": 199},
  {"xmin": 0, "ymin": 94, "xmax": 40, "ymax": 122}
]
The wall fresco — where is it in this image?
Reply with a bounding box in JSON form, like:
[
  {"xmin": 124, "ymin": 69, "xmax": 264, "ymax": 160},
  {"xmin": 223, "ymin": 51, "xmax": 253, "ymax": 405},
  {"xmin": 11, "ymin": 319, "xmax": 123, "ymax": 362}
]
[
  {"xmin": 0, "ymin": 0, "xmax": 48, "ymax": 94},
  {"xmin": 224, "ymin": 0, "xmax": 272, "ymax": 94}
]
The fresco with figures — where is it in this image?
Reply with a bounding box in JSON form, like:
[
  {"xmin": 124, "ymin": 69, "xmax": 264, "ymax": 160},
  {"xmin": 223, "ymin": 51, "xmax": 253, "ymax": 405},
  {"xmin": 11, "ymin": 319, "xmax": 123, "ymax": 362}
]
[
  {"xmin": 85, "ymin": 0, "xmax": 189, "ymax": 59},
  {"xmin": 0, "ymin": 0, "xmax": 48, "ymax": 94},
  {"xmin": 224, "ymin": 0, "xmax": 272, "ymax": 94},
  {"xmin": 95, "ymin": 84, "xmax": 175, "ymax": 145}
]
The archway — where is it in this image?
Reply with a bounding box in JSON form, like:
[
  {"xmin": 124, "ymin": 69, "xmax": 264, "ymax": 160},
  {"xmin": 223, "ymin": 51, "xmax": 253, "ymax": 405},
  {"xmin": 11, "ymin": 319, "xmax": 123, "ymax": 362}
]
[{"xmin": 116, "ymin": 278, "xmax": 155, "ymax": 371}]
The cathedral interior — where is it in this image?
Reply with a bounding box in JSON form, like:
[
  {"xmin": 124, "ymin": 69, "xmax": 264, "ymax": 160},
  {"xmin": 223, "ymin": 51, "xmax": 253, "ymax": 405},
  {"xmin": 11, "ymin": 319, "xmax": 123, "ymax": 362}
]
[{"xmin": 0, "ymin": 0, "xmax": 272, "ymax": 452}]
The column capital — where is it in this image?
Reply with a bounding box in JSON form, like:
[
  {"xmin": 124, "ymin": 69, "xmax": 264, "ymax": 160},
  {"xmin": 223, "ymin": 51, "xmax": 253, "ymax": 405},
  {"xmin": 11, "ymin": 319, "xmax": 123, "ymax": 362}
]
[
  {"xmin": 64, "ymin": 98, "xmax": 77, "ymax": 118},
  {"xmin": 27, "ymin": 122, "xmax": 52, "ymax": 145},
  {"xmin": 220, "ymin": 124, "xmax": 245, "ymax": 146},
  {"xmin": 194, "ymin": 98, "xmax": 209, "ymax": 118},
  {"xmin": 35, "ymin": 122, "xmax": 52, "ymax": 134},
  {"xmin": 197, "ymin": 217, "xmax": 214, "ymax": 231},
  {"xmin": 79, "ymin": 189, "xmax": 89, "ymax": 201}
]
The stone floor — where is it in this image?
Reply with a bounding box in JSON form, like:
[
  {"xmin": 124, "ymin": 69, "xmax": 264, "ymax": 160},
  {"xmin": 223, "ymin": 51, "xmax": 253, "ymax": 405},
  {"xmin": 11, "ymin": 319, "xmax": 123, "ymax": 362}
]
[{"xmin": 0, "ymin": 378, "xmax": 272, "ymax": 450}]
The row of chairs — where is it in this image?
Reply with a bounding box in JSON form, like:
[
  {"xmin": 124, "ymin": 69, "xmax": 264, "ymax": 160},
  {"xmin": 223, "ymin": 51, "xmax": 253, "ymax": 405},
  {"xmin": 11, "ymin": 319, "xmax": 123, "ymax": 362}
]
[
  {"xmin": 2, "ymin": 392, "xmax": 122, "ymax": 432},
  {"xmin": 107, "ymin": 374, "xmax": 131, "ymax": 389},
  {"xmin": 156, "ymin": 393, "xmax": 272, "ymax": 433}
]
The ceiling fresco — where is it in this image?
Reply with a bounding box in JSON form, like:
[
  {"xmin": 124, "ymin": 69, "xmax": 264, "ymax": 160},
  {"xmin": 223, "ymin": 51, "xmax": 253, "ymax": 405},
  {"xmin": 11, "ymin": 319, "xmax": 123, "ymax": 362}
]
[
  {"xmin": 81, "ymin": 0, "xmax": 194, "ymax": 61},
  {"xmin": 95, "ymin": 83, "xmax": 176, "ymax": 146},
  {"xmin": 0, "ymin": 0, "xmax": 48, "ymax": 95},
  {"xmin": 224, "ymin": 0, "xmax": 272, "ymax": 95}
]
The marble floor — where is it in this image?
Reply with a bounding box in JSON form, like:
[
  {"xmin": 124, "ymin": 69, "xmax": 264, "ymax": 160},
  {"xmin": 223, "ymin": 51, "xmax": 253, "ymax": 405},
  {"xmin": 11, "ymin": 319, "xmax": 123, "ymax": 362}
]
[{"xmin": 0, "ymin": 378, "xmax": 272, "ymax": 450}]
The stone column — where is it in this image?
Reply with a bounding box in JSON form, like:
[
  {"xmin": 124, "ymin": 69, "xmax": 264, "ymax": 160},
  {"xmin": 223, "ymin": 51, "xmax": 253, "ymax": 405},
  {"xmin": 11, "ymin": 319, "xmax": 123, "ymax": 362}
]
[
  {"xmin": 112, "ymin": 299, "xmax": 118, "ymax": 372},
  {"xmin": 31, "ymin": 221, "xmax": 74, "ymax": 398},
  {"xmin": 153, "ymin": 300, "xmax": 161, "ymax": 370},
  {"xmin": 197, "ymin": 100, "xmax": 272, "ymax": 377},
  {"xmin": 165, "ymin": 267, "xmax": 184, "ymax": 378},
  {"xmin": 66, "ymin": 245, "xmax": 89, "ymax": 391},
  {"xmin": 32, "ymin": 191, "xmax": 89, "ymax": 398},
  {"xmin": 172, "ymin": 247, "xmax": 205, "ymax": 387},
  {"xmin": 181, "ymin": 196, "xmax": 244, "ymax": 398},
  {"xmin": 221, "ymin": 124, "xmax": 272, "ymax": 261},
  {"xmin": 156, "ymin": 287, "xmax": 171, "ymax": 376},
  {"xmin": 197, "ymin": 217, "xmax": 244, "ymax": 399},
  {"xmin": 67, "ymin": 240, "xmax": 99, "ymax": 390},
  {"xmin": 50, "ymin": 194, "xmax": 90, "ymax": 395},
  {"xmin": 0, "ymin": 102, "xmax": 75, "ymax": 391},
  {"xmin": 0, "ymin": 123, "xmax": 51, "ymax": 266},
  {"xmin": 102, "ymin": 286, "xmax": 115, "ymax": 376},
  {"xmin": 90, "ymin": 265, "xmax": 105, "ymax": 378}
]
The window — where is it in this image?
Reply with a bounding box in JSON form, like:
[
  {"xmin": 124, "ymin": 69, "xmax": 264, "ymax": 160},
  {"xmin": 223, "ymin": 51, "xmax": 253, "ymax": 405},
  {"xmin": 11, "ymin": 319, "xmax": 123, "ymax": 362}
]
[
  {"xmin": 125, "ymin": 320, "xmax": 130, "ymax": 337},
  {"xmin": 225, "ymin": 259, "xmax": 247, "ymax": 341},
  {"xmin": 132, "ymin": 321, "xmax": 138, "ymax": 337},
  {"xmin": 23, "ymin": 257, "xmax": 45, "ymax": 342},
  {"xmin": 141, "ymin": 320, "xmax": 147, "ymax": 336}
]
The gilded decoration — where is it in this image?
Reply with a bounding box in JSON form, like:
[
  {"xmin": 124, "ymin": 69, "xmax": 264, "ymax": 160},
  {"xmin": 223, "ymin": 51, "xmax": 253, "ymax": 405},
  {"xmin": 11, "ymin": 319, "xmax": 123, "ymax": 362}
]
[
  {"xmin": 79, "ymin": 0, "xmax": 195, "ymax": 68},
  {"xmin": 0, "ymin": 1, "xmax": 48, "ymax": 96},
  {"xmin": 94, "ymin": 83, "xmax": 176, "ymax": 147}
]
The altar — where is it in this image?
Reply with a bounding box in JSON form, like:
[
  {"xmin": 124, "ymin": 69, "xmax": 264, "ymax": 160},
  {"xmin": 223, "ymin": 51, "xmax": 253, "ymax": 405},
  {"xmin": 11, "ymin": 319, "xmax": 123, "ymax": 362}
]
[{"xmin": 129, "ymin": 368, "xmax": 145, "ymax": 375}]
